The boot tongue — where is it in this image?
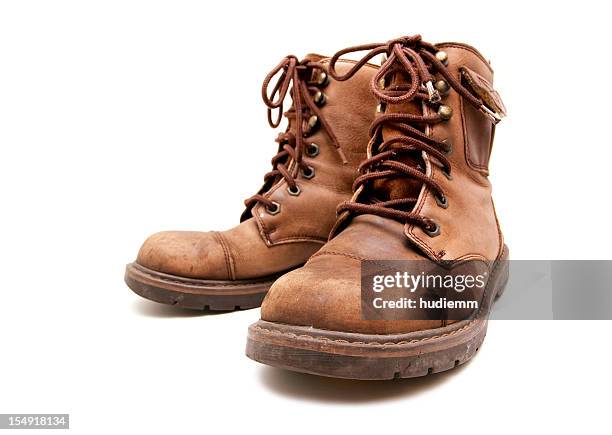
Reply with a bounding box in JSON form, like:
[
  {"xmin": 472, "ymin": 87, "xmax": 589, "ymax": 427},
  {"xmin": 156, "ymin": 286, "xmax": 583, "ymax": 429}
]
[
  {"xmin": 370, "ymin": 72, "xmax": 425, "ymax": 206},
  {"xmin": 303, "ymin": 53, "xmax": 326, "ymax": 62}
]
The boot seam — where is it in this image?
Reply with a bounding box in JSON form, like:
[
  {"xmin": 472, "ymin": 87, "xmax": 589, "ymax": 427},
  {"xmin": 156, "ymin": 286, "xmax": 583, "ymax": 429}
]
[
  {"xmin": 251, "ymin": 322, "xmax": 474, "ymax": 347},
  {"xmin": 130, "ymin": 263, "xmax": 278, "ymax": 287},
  {"xmin": 254, "ymin": 251, "xmax": 505, "ymax": 345},
  {"xmin": 213, "ymin": 231, "xmax": 235, "ymax": 280},
  {"xmin": 310, "ymin": 250, "xmax": 373, "ymax": 262},
  {"xmin": 270, "ymin": 236, "xmax": 327, "ymax": 244},
  {"xmin": 435, "ymin": 42, "xmax": 494, "ymax": 73},
  {"xmin": 460, "ymin": 88, "xmax": 491, "ymax": 175}
]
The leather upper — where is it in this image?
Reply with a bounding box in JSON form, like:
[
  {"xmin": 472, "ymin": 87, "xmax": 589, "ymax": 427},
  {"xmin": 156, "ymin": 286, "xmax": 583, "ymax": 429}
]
[
  {"xmin": 136, "ymin": 57, "xmax": 378, "ymax": 280},
  {"xmin": 261, "ymin": 41, "xmax": 506, "ymax": 334}
]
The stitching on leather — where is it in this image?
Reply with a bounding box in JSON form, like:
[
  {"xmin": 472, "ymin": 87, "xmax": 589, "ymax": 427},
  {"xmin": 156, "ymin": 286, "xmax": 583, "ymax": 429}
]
[
  {"xmin": 214, "ymin": 231, "xmax": 235, "ymax": 280},
  {"xmin": 253, "ymin": 177, "xmax": 290, "ymax": 243},
  {"xmin": 269, "ymin": 236, "xmax": 327, "ymax": 244},
  {"xmin": 252, "ymin": 204, "xmax": 272, "ymax": 244},
  {"xmin": 254, "ymin": 254, "xmax": 505, "ymax": 346},
  {"xmin": 253, "ymin": 178, "xmax": 333, "ymax": 245},
  {"xmin": 213, "ymin": 231, "xmax": 232, "ymax": 280},
  {"xmin": 461, "ymin": 89, "xmax": 490, "ymax": 174},
  {"xmin": 404, "ymin": 146, "xmax": 439, "ymax": 260},
  {"xmin": 406, "ymin": 226, "xmax": 437, "ymax": 259},
  {"xmin": 435, "ymin": 42, "xmax": 494, "ymax": 73},
  {"xmin": 310, "ymin": 250, "xmax": 373, "ymax": 262},
  {"xmin": 406, "ymin": 69, "xmax": 492, "ymax": 259},
  {"xmin": 492, "ymin": 198, "xmax": 505, "ymax": 260},
  {"xmin": 453, "ymin": 253, "xmax": 490, "ymax": 263},
  {"xmin": 132, "ymin": 265, "xmax": 277, "ymax": 288},
  {"xmin": 251, "ymin": 323, "xmax": 474, "ymax": 347},
  {"xmin": 310, "ymin": 251, "xmax": 454, "ymax": 269}
]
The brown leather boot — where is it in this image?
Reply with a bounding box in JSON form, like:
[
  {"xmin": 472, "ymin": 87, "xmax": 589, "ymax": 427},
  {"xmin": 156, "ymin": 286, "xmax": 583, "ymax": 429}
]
[
  {"xmin": 247, "ymin": 36, "xmax": 508, "ymax": 379},
  {"xmin": 125, "ymin": 54, "xmax": 378, "ymax": 309}
]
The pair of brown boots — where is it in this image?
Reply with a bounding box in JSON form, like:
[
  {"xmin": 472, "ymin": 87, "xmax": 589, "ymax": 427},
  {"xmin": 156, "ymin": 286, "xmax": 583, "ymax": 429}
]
[{"xmin": 125, "ymin": 35, "xmax": 508, "ymax": 380}]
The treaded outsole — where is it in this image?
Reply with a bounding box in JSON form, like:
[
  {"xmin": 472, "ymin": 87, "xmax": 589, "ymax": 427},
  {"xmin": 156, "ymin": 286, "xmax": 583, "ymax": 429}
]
[
  {"xmin": 125, "ymin": 263, "xmax": 277, "ymax": 310},
  {"xmin": 245, "ymin": 245, "xmax": 509, "ymax": 379}
]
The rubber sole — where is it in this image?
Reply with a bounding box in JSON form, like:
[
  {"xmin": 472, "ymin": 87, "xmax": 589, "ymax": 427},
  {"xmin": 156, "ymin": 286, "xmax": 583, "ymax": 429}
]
[
  {"xmin": 124, "ymin": 263, "xmax": 283, "ymax": 310},
  {"xmin": 246, "ymin": 246, "xmax": 509, "ymax": 379}
]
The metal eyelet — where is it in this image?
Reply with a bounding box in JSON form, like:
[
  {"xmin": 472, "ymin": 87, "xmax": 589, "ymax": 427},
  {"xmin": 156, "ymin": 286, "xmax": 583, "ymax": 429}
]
[
  {"xmin": 314, "ymin": 91, "xmax": 326, "ymax": 106},
  {"xmin": 435, "ymin": 79, "xmax": 450, "ymax": 95},
  {"xmin": 266, "ymin": 201, "xmax": 281, "ymax": 215},
  {"xmin": 438, "ymin": 105, "xmax": 453, "ymax": 120},
  {"xmin": 435, "ymin": 192, "xmax": 448, "ymax": 209},
  {"xmin": 303, "ymin": 115, "xmax": 319, "ymax": 136},
  {"xmin": 423, "ymin": 220, "xmax": 441, "ymax": 237},
  {"xmin": 301, "ymin": 166, "xmax": 315, "ymax": 179},
  {"xmin": 442, "ymin": 166, "xmax": 453, "ymax": 180},
  {"xmin": 306, "ymin": 143, "xmax": 320, "ymax": 157},
  {"xmin": 441, "ymin": 139, "xmax": 452, "ymax": 155},
  {"xmin": 287, "ymin": 185, "xmax": 301, "ymax": 196},
  {"xmin": 315, "ymin": 71, "xmax": 329, "ymax": 87},
  {"xmin": 435, "ymin": 51, "xmax": 449, "ymax": 65}
]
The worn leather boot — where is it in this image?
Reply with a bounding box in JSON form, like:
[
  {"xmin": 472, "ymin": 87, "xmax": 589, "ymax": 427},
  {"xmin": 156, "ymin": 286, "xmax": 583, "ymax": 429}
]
[
  {"xmin": 247, "ymin": 35, "xmax": 508, "ymax": 379},
  {"xmin": 125, "ymin": 54, "xmax": 378, "ymax": 309}
]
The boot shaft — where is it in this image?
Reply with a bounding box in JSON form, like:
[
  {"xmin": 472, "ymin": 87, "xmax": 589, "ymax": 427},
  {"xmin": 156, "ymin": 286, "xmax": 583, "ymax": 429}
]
[
  {"xmin": 328, "ymin": 36, "xmax": 506, "ymax": 262},
  {"xmin": 247, "ymin": 55, "xmax": 379, "ymax": 246},
  {"xmin": 405, "ymin": 42, "xmax": 506, "ymax": 262}
]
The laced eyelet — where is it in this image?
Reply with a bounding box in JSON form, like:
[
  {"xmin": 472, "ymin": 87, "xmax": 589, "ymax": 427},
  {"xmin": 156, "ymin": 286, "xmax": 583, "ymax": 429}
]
[
  {"xmin": 376, "ymin": 103, "xmax": 386, "ymax": 113},
  {"xmin": 303, "ymin": 115, "xmax": 319, "ymax": 136},
  {"xmin": 314, "ymin": 91, "xmax": 326, "ymax": 106},
  {"xmin": 435, "ymin": 192, "xmax": 448, "ymax": 209},
  {"xmin": 423, "ymin": 220, "xmax": 440, "ymax": 237},
  {"xmin": 435, "ymin": 51, "xmax": 449, "ymax": 65},
  {"xmin": 287, "ymin": 185, "xmax": 301, "ymax": 196},
  {"xmin": 438, "ymin": 105, "xmax": 453, "ymax": 120},
  {"xmin": 315, "ymin": 70, "xmax": 329, "ymax": 88},
  {"xmin": 441, "ymin": 139, "xmax": 452, "ymax": 155},
  {"xmin": 301, "ymin": 166, "xmax": 315, "ymax": 179},
  {"xmin": 266, "ymin": 201, "xmax": 281, "ymax": 215},
  {"xmin": 442, "ymin": 166, "xmax": 453, "ymax": 180},
  {"xmin": 306, "ymin": 143, "xmax": 320, "ymax": 157},
  {"xmin": 435, "ymin": 79, "xmax": 450, "ymax": 95}
]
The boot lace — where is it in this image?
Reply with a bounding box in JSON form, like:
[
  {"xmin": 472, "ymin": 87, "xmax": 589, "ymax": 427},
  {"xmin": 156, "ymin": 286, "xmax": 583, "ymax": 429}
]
[
  {"xmin": 328, "ymin": 35, "xmax": 493, "ymax": 234},
  {"xmin": 244, "ymin": 55, "xmax": 345, "ymax": 214}
]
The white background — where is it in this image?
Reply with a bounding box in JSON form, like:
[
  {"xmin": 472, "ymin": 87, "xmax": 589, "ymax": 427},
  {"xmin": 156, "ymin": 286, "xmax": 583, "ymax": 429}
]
[{"xmin": 1, "ymin": 1, "xmax": 610, "ymax": 433}]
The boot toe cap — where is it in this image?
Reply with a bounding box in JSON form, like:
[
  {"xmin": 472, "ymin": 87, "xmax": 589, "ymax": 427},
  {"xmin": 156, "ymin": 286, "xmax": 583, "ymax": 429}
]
[
  {"xmin": 261, "ymin": 254, "xmax": 363, "ymax": 331},
  {"xmin": 260, "ymin": 254, "xmax": 441, "ymax": 334},
  {"xmin": 136, "ymin": 231, "xmax": 229, "ymax": 279}
]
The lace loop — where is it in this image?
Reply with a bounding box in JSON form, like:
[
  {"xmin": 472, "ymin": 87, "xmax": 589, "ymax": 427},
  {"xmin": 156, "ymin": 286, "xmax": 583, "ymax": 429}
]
[
  {"xmin": 262, "ymin": 55, "xmax": 299, "ymax": 127},
  {"xmin": 330, "ymin": 35, "xmax": 490, "ymax": 232},
  {"xmin": 245, "ymin": 56, "xmax": 346, "ymax": 213}
]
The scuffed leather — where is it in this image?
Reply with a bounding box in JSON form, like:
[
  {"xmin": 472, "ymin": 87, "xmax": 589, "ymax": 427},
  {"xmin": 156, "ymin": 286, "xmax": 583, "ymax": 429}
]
[
  {"xmin": 405, "ymin": 43, "xmax": 504, "ymax": 263},
  {"xmin": 252, "ymin": 59, "xmax": 378, "ymax": 245},
  {"xmin": 135, "ymin": 58, "xmax": 378, "ymax": 280},
  {"xmin": 137, "ymin": 231, "xmax": 230, "ymax": 279},
  {"xmin": 261, "ymin": 215, "xmax": 443, "ymax": 334},
  {"xmin": 261, "ymin": 42, "xmax": 506, "ymax": 335}
]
